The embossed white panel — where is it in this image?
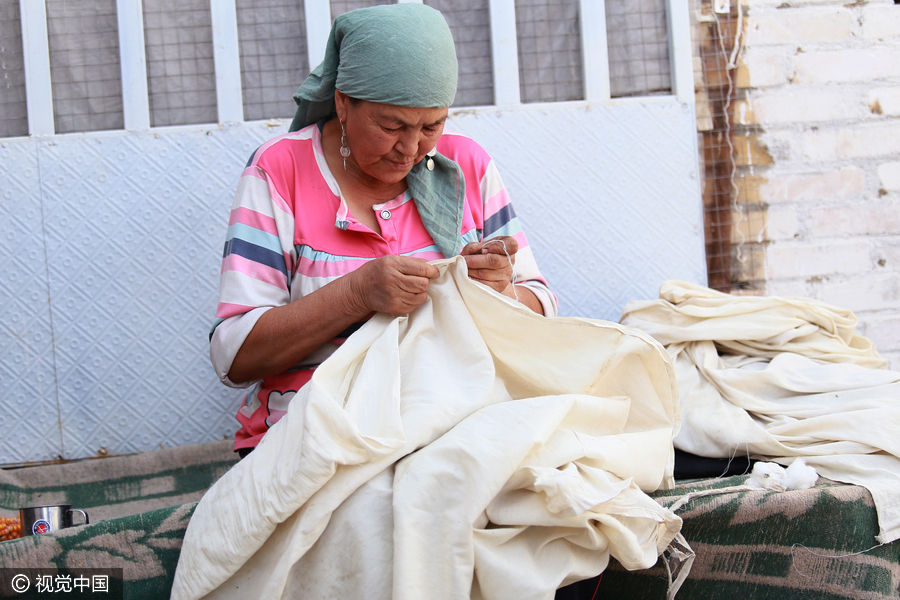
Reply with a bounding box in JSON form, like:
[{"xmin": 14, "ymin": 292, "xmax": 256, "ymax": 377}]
[
  {"xmin": 448, "ymin": 100, "xmax": 705, "ymax": 319},
  {"xmin": 1, "ymin": 125, "xmax": 280, "ymax": 464},
  {"xmin": 0, "ymin": 141, "xmax": 61, "ymax": 463},
  {"xmin": 0, "ymin": 98, "xmax": 703, "ymax": 464},
  {"xmin": 40, "ymin": 127, "xmax": 280, "ymax": 461}
]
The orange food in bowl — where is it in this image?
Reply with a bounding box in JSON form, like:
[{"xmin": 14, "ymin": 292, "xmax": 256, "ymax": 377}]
[{"xmin": 0, "ymin": 516, "xmax": 21, "ymax": 541}]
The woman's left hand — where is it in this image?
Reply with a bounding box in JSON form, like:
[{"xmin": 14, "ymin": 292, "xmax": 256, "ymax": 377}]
[{"xmin": 461, "ymin": 236, "xmax": 518, "ymax": 298}]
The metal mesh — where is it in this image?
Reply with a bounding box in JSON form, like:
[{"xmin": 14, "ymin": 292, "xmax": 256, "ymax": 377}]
[
  {"xmin": 143, "ymin": 0, "xmax": 218, "ymax": 127},
  {"xmin": 1, "ymin": 1, "xmax": 686, "ymax": 136},
  {"xmin": 331, "ymin": 0, "xmax": 393, "ymax": 20},
  {"xmin": 693, "ymin": 0, "xmax": 764, "ymax": 293},
  {"xmin": 606, "ymin": 0, "xmax": 672, "ymax": 98},
  {"xmin": 515, "ymin": 0, "xmax": 583, "ymax": 103},
  {"xmin": 425, "ymin": 0, "xmax": 494, "ymax": 107},
  {"xmin": 46, "ymin": 0, "xmax": 124, "ymax": 134},
  {"xmin": 0, "ymin": 0, "xmax": 28, "ymax": 138},
  {"xmin": 236, "ymin": 0, "xmax": 309, "ymax": 121}
]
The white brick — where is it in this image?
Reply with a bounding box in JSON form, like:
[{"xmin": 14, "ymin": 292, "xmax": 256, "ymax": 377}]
[
  {"xmin": 746, "ymin": 8, "xmax": 855, "ymax": 46},
  {"xmin": 741, "ymin": 48, "xmax": 794, "ymax": 88},
  {"xmin": 752, "ymin": 89, "xmax": 859, "ymax": 124},
  {"xmin": 869, "ymin": 88, "xmax": 900, "ymax": 117},
  {"xmin": 818, "ymin": 274, "xmax": 900, "ymax": 313},
  {"xmin": 760, "ymin": 168, "xmax": 865, "ymax": 204},
  {"xmin": 764, "ymin": 278, "xmax": 812, "ymax": 299},
  {"xmin": 861, "ymin": 5, "xmax": 900, "ymax": 41},
  {"xmin": 875, "ymin": 240, "xmax": 900, "ymax": 271},
  {"xmin": 765, "ymin": 205, "xmax": 800, "ymax": 241},
  {"xmin": 877, "ymin": 162, "xmax": 900, "ymax": 191},
  {"xmin": 858, "ymin": 314, "xmax": 900, "ymax": 353},
  {"xmin": 795, "ymin": 123, "xmax": 900, "ymax": 162},
  {"xmin": 809, "ymin": 201, "xmax": 900, "ymax": 236},
  {"xmin": 794, "ymin": 48, "xmax": 900, "ymax": 84},
  {"xmin": 767, "ymin": 240, "xmax": 872, "ymax": 279}
]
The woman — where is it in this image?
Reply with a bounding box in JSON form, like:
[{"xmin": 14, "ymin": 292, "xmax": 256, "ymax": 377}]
[{"xmin": 210, "ymin": 3, "xmax": 557, "ymax": 456}]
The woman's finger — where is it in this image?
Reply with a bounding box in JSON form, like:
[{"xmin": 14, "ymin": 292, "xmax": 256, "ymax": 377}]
[
  {"xmin": 479, "ymin": 236, "xmax": 518, "ymax": 259},
  {"xmin": 465, "ymin": 252, "xmax": 509, "ymax": 271}
]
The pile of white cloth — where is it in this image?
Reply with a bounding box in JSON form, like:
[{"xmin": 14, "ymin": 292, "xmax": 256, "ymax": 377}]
[
  {"xmin": 172, "ymin": 257, "xmax": 683, "ymax": 600},
  {"xmin": 621, "ymin": 280, "xmax": 900, "ymax": 544}
]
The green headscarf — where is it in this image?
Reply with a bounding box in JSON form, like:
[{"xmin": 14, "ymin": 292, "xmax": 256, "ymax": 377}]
[{"xmin": 289, "ymin": 4, "xmax": 466, "ymax": 258}]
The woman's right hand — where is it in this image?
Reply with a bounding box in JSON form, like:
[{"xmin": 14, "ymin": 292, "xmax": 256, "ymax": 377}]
[
  {"xmin": 349, "ymin": 255, "xmax": 440, "ymax": 317},
  {"xmin": 228, "ymin": 255, "xmax": 439, "ymax": 383}
]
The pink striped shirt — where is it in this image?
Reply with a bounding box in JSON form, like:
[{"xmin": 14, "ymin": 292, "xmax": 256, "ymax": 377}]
[{"xmin": 210, "ymin": 123, "xmax": 557, "ymax": 449}]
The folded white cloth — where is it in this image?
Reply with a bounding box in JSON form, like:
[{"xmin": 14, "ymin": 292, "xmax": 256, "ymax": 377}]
[
  {"xmin": 621, "ymin": 280, "xmax": 900, "ymax": 544},
  {"xmin": 171, "ymin": 257, "xmax": 683, "ymax": 600}
]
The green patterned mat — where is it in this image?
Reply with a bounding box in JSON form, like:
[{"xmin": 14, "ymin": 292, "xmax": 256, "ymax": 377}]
[
  {"xmin": 604, "ymin": 476, "xmax": 900, "ymax": 599},
  {"xmin": 0, "ymin": 440, "xmax": 237, "ymax": 524},
  {"xmin": 0, "ymin": 503, "xmax": 196, "ymax": 599},
  {"xmin": 0, "ymin": 441, "xmax": 236, "ymax": 600},
  {"xmin": 1, "ymin": 444, "xmax": 898, "ymax": 599}
]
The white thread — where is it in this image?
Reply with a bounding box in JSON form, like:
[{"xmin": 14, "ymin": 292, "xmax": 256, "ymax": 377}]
[
  {"xmin": 483, "ymin": 238, "xmax": 519, "ymax": 301},
  {"xmin": 717, "ymin": 443, "xmax": 752, "ymax": 479},
  {"xmin": 711, "ymin": 8, "xmax": 748, "ymax": 264},
  {"xmin": 663, "ymin": 534, "xmax": 696, "ymax": 600},
  {"xmin": 662, "ymin": 485, "xmax": 755, "ymax": 513},
  {"xmin": 792, "ymin": 542, "xmax": 889, "ymax": 560},
  {"xmin": 790, "ymin": 542, "xmax": 889, "ymax": 578},
  {"xmin": 717, "ymin": 444, "xmax": 741, "ymax": 478}
]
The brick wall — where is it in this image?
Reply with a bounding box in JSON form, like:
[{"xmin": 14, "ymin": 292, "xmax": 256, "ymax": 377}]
[{"xmin": 739, "ymin": 0, "xmax": 900, "ymax": 368}]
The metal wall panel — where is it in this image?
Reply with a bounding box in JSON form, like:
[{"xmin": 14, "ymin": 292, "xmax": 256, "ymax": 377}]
[
  {"xmin": 0, "ymin": 140, "xmax": 61, "ymax": 463},
  {"xmin": 447, "ymin": 100, "xmax": 705, "ymax": 319},
  {"xmin": 0, "ymin": 125, "xmax": 277, "ymax": 464}
]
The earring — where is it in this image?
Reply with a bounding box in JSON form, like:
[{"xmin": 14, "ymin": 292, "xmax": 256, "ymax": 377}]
[
  {"xmin": 340, "ymin": 120, "xmax": 351, "ymax": 170},
  {"xmin": 426, "ymin": 147, "xmax": 436, "ymax": 171}
]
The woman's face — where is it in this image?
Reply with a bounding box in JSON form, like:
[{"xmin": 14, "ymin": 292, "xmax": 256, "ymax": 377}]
[{"xmin": 336, "ymin": 91, "xmax": 448, "ymax": 186}]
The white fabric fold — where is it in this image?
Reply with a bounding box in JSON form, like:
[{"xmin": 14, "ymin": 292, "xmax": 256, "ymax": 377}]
[
  {"xmin": 621, "ymin": 280, "xmax": 900, "ymax": 544},
  {"xmin": 171, "ymin": 257, "xmax": 682, "ymax": 600}
]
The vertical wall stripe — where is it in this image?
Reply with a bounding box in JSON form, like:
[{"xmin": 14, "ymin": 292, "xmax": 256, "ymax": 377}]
[
  {"xmin": 117, "ymin": 0, "xmax": 150, "ymax": 130},
  {"xmin": 667, "ymin": 0, "xmax": 695, "ymax": 105},
  {"xmin": 211, "ymin": 0, "xmax": 244, "ymax": 123},
  {"xmin": 579, "ymin": 0, "xmax": 610, "ymax": 102},
  {"xmin": 305, "ymin": 0, "xmax": 332, "ymax": 72},
  {"xmin": 19, "ymin": 0, "xmax": 54, "ymax": 135},
  {"xmin": 488, "ymin": 0, "xmax": 520, "ymax": 106}
]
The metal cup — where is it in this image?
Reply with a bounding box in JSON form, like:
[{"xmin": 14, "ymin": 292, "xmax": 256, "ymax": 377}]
[{"xmin": 18, "ymin": 505, "xmax": 89, "ymax": 536}]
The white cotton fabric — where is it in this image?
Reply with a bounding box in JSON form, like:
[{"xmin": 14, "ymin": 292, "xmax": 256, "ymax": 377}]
[
  {"xmin": 171, "ymin": 257, "xmax": 682, "ymax": 600},
  {"xmin": 620, "ymin": 280, "xmax": 900, "ymax": 544}
]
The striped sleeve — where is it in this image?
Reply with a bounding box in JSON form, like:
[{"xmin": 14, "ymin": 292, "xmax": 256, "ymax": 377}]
[
  {"xmin": 209, "ymin": 163, "xmax": 299, "ymax": 388},
  {"xmin": 480, "ymin": 159, "xmax": 559, "ymax": 317}
]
